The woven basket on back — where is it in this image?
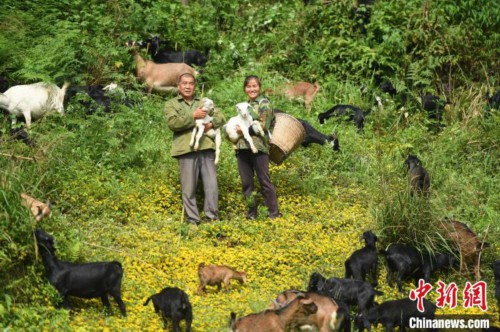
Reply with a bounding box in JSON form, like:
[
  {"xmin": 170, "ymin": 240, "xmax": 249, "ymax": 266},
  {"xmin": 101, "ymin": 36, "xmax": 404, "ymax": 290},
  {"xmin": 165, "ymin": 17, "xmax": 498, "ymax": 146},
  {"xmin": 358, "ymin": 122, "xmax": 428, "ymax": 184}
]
[{"xmin": 269, "ymin": 113, "xmax": 305, "ymax": 165}]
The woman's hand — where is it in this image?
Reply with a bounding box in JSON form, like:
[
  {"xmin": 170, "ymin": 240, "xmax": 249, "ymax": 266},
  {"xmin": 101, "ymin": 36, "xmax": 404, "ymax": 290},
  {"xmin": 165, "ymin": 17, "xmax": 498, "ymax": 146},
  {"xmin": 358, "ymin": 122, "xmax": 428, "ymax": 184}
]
[{"xmin": 235, "ymin": 125, "xmax": 242, "ymax": 135}]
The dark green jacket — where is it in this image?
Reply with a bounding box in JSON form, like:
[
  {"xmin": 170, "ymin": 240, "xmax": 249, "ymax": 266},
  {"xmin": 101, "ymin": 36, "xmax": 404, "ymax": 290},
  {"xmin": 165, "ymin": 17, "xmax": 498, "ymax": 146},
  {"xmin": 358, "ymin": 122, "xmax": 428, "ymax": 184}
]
[
  {"xmin": 165, "ymin": 95, "xmax": 226, "ymax": 157},
  {"xmin": 235, "ymin": 95, "xmax": 275, "ymax": 154}
]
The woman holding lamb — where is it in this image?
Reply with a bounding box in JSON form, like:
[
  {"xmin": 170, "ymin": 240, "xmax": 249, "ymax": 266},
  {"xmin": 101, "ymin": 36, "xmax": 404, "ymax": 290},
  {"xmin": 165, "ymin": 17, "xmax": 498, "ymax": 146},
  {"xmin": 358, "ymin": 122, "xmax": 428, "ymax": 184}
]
[{"xmin": 234, "ymin": 75, "xmax": 281, "ymax": 220}]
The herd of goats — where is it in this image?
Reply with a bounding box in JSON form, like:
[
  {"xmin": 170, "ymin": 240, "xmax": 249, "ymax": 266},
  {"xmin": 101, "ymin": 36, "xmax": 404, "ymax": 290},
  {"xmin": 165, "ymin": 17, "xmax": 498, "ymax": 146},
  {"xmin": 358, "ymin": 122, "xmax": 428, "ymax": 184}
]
[
  {"xmin": 31, "ymin": 219, "xmax": 498, "ymax": 331},
  {"xmin": 1, "ymin": 30, "xmax": 499, "ymax": 330}
]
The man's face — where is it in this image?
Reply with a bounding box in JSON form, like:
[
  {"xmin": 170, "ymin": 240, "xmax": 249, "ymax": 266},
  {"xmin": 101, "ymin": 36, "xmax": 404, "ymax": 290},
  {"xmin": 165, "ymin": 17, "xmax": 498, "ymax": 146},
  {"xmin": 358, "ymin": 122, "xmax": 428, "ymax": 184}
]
[{"xmin": 178, "ymin": 75, "xmax": 195, "ymax": 100}]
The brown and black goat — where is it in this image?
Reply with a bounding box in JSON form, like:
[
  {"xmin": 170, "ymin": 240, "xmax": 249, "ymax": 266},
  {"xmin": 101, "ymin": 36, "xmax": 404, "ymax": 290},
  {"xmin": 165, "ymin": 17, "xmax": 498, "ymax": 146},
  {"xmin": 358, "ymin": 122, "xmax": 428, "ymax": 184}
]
[{"xmin": 230, "ymin": 294, "xmax": 317, "ymax": 332}]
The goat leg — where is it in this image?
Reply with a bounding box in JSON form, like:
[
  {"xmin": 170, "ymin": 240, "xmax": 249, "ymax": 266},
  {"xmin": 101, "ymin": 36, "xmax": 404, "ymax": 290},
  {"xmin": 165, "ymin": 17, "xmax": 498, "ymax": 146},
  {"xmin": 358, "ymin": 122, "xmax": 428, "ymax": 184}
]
[
  {"xmin": 172, "ymin": 317, "xmax": 181, "ymax": 332},
  {"xmin": 214, "ymin": 130, "xmax": 221, "ymax": 165},
  {"xmin": 197, "ymin": 283, "xmax": 205, "ymax": 295},
  {"xmin": 60, "ymin": 294, "xmax": 71, "ymax": 310},
  {"xmin": 386, "ymin": 323, "xmax": 395, "ymax": 332},
  {"xmin": 344, "ymin": 262, "xmax": 352, "ymax": 279},
  {"xmin": 101, "ymin": 294, "xmax": 112, "ymax": 314},
  {"xmin": 189, "ymin": 127, "xmax": 197, "ymax": 147},
  {"xmin": 241, "ymin": 127, "xmax": 258, "ymax": 153},
  {"xmin": 223, "ymin": 279, "xmax": 231, "ymax": 292},
  {"xmin": 185, "ymin": 310, "xmax": 193, "ymax": 332},
  {"xmin": 396, "ymin": 272, "xmax": 404, "ymax": 293},
  {"xmin": 386, "ymin": 269, "xmax": 393, "ymax": 288},
  {"xmin": 193, "ymin": 125, "xmax": 205, "ymax": 150},
  {"xmin": 161, "ymin": 311, "xmax": 169, "ymax": 329},
  {"xmin": 371, "ymin": 263, "xmax": 379, "ymax": 287},
  {"xmin": 110, "ymin": 291, "xmax": 126, "ymax": 317}
]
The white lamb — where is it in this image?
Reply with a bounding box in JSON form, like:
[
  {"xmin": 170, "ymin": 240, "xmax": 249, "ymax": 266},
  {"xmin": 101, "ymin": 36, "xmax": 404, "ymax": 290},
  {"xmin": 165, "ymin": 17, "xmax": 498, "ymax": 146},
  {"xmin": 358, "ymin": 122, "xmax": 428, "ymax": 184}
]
[
  {"xmin": 189, "ymin": 97, "xmax": 222, "ymax": 165},
  {"xmin": 0, "ymin": 82, "xmax": 69, "ymax": 128},
  {"xmin": 225, "ymin": 102, "xmax": 270, "ymax": 154}
]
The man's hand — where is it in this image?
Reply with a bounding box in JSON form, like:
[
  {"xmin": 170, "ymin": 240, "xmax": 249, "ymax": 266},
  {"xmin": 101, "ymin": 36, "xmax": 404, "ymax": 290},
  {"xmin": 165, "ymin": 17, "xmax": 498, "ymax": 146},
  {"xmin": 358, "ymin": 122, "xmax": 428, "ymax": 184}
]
[
  {"xmin": 193, "ymin": 107, "xmax": 207, "ymax": 119},
  {"xmin": 204, "ymin": 122, "xmax": 213, "ymax": 132}
]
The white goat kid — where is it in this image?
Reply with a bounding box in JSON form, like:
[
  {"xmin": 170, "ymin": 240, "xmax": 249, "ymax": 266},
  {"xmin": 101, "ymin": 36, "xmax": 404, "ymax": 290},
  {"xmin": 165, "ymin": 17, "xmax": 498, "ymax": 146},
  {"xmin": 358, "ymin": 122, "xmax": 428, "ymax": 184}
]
[
  {"xmin": 225, "ymin": 102, "xmax": 269, "ymax": 154},
  {"xmin": 0, "ymin": 82, "xmax": 69, "ymax": 128},
  {"xmin": 189, "ymin": 97, "xmax": 222, "ymax": 165}
]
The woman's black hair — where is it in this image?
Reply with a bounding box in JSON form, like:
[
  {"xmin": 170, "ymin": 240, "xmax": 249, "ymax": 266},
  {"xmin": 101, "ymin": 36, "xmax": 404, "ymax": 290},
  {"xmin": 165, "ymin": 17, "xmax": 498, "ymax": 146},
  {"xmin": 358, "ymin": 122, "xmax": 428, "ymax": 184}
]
[{"xmin": 243, "ymin": 75, "xmax": 261, "ymax": 89}]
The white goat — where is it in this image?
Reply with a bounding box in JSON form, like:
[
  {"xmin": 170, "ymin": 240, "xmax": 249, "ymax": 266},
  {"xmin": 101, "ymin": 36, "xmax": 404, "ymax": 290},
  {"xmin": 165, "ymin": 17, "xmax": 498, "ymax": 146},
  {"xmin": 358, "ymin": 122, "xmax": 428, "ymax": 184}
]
[
  {"xmin": 127, "ymin": 42, "xmax": 196, "ymax": 94},
  {"xmin": 0, "ymin": 82, "xmax": 69, "ymax": 128},
  {"xmin": 189, "ymin": 97, "xmax": 222, "ymax": 165},
  {"xmin": 225, "ymin": 102, "xmax": 269, "ymax": 154}
]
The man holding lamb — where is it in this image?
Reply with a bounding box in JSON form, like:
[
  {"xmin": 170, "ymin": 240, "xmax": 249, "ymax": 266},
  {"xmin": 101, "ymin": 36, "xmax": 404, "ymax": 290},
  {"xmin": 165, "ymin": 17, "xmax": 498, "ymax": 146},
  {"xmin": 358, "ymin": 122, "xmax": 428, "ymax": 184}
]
[{"xmin": 165, "ymin": 73, "xmax": 225, "ymax": 225}]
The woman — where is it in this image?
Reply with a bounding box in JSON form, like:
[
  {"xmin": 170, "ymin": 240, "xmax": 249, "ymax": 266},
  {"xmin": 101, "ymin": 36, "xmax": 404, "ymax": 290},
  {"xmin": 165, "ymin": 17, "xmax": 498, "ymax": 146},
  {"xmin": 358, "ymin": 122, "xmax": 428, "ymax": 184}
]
[{"xmin": 235, "ymin": 75, "xmax": 281, "ymax": 219}]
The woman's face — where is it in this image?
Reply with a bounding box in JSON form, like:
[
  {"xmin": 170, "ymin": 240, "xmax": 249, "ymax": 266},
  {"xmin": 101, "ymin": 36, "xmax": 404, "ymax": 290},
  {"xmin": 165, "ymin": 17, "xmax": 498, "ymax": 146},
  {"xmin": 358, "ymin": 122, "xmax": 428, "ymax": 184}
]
[{"xmin": 244, "ymin": 78, "xmax": 260, "ymax": 101}]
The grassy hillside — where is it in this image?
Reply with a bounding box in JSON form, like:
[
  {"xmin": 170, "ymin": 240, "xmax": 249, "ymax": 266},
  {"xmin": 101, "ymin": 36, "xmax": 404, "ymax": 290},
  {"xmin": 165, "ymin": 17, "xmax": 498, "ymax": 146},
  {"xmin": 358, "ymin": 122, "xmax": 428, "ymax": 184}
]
[{"xmin": 1, "ymin": 0, "xmax": 499, "ymax": 330}]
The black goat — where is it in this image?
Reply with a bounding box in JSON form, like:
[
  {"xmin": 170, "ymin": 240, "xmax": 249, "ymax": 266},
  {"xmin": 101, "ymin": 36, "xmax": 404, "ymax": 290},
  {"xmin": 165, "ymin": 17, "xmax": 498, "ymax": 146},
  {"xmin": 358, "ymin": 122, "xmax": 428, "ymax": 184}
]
[
  {"xmin": 354, "ymin": 298, "xmax": 437, "ymax": 332},
  {"xmin": 307, "ymin": 272, "xmax": 381, "ymax": 313},
  {"xmin": 318, "ymin": 104, "xmax": 370, "ymax": 131},
  {"xmin": 351, "ymin": 0, "xmax": 375, "ymax": 34},
  {"xmin": 65, "ymin": 84, "xmax": 138, "ymax": 114},
  {"xmin": 486, "ymin": 90, "xmax": 500, "ymax": 110},
  {"xmin": 493, "ymin": 260, "xmax": 500, "ymax": 309},
  {"xmin": 345, "ymin": 231, "xmax": 379, "ymax": 286},
  {"xmin": 405, "ymin": 155, "xmax": 430, "ymax": 197},
  {"xmin": 34, "ymin": 229, "xmax": 126, "ymax": 316},
  {"xmin": 382, "ymin": 243, "xmax": 456, "ymax": 293},
  {"xmin": 0, "ymin": 75, "xmax": 9, "ymax": 93},
  {"xmin": 421, "ymin": 94, "xmax": 449, "ymax": 123},
  {"xmin": 298, "ymin": 118, "xmax": 340, "ymax": 152},
  {"xmin": 65, "ymin": 85, "xmax": 112, "ymax": 113},
  {"xmin": 147, "ymin": 36, "xmax": 208, "ymax": 68},
  {"xmin": 274, "ymin": 109, "xmax": 340, "ymax": 151},
  {"xmin": 378, "ymin": 80, "xmax": 397, "ymax": 96},
  {"xmin": 10, "ymin": 127, "xmax": 36, "ymax": 147},
  {"xmin": 144, "ymin": 287, "xmax": 193, "ymax": 331}
]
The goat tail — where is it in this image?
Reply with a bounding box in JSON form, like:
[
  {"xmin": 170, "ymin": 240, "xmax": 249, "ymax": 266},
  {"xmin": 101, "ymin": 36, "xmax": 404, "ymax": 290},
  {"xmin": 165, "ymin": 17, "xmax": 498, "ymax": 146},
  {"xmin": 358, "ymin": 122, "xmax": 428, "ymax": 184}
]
[
  {"xmin": 198, "ymin": 262, "xmax": 205, "ymax": 270},
  {"xmin": 314, "ymin": 83, "xmax": 321, "ymax": 93},
  {"xmin": 143, "ymin": 296, "xmax": 153, "ymax": 306},
  {"xmin": 180, "ymin": 291, "xmax": 192, "ymax": 311}
]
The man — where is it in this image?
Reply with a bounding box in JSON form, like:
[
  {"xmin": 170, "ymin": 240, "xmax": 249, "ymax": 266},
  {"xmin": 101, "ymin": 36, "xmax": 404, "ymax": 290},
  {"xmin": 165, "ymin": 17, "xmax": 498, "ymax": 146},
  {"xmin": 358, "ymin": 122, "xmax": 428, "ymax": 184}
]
[{"xmin": 165, "ymin": 73, "xmax": 225, "ymax": 225}]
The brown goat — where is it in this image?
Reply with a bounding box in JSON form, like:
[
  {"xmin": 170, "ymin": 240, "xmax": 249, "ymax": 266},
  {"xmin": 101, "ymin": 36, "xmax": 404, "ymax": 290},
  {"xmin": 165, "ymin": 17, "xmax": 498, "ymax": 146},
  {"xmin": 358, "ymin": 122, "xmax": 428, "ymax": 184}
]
[
  {"xmin": 127, "ymin": 42, "xmax": 196, "ymax": 94},
  {"xmin": 268, "ymin": 290, "xmax": 346, "ymax": 332},
  {"xmin": 197, "ymin": 263, "xmax": 247, "ymax": 295},
  {"xmin": 20, "ymin": 193, "xmax": 51, "ymax": 222},
  {"xmin": 439, "ymin": 219, "xmax": 490, "ymax": 280},
  {"xmin": 267, "ymin": 82, "xmax": 320, "ymax": 114},
  {"xmin": 230, "ymin": 294, "xmax": 318, "ymax": 332}
]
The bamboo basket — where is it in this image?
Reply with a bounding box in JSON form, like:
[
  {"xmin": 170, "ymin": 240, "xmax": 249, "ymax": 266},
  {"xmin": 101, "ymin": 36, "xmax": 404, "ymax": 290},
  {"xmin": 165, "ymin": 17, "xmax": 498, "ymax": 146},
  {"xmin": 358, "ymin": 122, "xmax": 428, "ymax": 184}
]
[{"xmin": 269, "ymin": 113, "xmax": 305, "ymax": 165}]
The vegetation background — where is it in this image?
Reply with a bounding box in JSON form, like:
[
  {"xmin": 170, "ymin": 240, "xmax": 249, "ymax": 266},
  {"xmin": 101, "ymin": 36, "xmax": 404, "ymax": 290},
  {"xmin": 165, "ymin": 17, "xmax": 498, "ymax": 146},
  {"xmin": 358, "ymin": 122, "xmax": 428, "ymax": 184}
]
[{"xmin": 0, "ymin": 0, "xmax": 498, "ymax": 330}]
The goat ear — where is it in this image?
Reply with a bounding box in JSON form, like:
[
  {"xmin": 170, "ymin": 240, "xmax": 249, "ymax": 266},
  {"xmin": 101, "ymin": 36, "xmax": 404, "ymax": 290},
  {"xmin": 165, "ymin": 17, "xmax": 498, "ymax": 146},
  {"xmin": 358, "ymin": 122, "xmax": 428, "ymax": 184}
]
[
  {"xmin": 272, "ymin": 299, "xmax": 281, "ymax": 309},
  {"xmin": 300, "ymin": 296, "xmax": 314, "ymax": 304}
]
